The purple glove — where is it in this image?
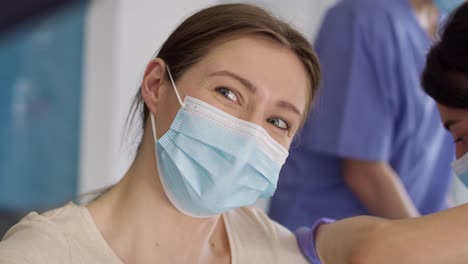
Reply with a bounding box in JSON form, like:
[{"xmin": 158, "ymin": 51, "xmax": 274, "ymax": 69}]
[{"xmin": 295, "ymin": 218, "xmax": 335, "ymax": 264}]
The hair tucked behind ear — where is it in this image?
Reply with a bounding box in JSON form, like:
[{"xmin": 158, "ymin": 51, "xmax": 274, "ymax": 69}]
[
  {"xmin": 422, "ymin": 2, "xmax": 468, "ymax": 108},
  {"xmin": 125, "ymin": 3, "xmax": 321, "ymax": 152}
]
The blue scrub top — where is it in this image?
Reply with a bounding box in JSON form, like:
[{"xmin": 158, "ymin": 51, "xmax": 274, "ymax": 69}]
[{"xmin": 269, "ymin": 0, "xmax": 454, "ymax": 230}]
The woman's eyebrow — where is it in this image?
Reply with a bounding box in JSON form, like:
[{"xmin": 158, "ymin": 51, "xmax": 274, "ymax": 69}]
[
  {"xmin": 210, "ymin": 70, "xmax": 257, "ymax": 93},
  {"xmin": 210, "ymin": 70, "xmax": 302, "ymax": 116},
  {"xmin": 277, "ymin": 100, "xmax": 301, "ymax": 116}
]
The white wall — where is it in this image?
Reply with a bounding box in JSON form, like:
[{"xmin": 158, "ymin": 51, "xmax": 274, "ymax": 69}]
[{"xmin": 80, "ymin": 0, "xmax": 118, "ymax": 194}]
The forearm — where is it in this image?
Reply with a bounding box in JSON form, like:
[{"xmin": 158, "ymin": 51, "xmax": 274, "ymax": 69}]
[
  {"xmin": 316, "ymin": 204, "xmax": 468, "ymax": 264},
  {"xmin": 344, "ymin": 160, "xmax": 419, "ymax": 218},
  {"xmin": 364, "ymin": 204, "xmax": 468, "ymax": 264},
  {"xmin": 359, "ymin": 168, "xmax": 419, "ymax": 218}
]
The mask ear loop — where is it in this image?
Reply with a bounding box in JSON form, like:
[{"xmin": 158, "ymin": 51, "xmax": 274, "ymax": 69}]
[
  {"xmin": 166, "ymin": 65, "xmax": 185, "ymax": 108},
  {"xmin": 150, "ymin": 113, "xmax": 158, "ymax": 141}
]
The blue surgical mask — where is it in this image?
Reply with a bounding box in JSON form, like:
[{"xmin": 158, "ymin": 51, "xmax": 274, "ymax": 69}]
[
  {"xmin": 150, "ymin": 66, "xmax": 289, "ymax": 218},
  {"xmin": 452, "ymin": 152, "xmax": 468, "ymax": 188},
  {"xmin": 434, "ymin": 0, "xmax": 464, "ymax": 14}
]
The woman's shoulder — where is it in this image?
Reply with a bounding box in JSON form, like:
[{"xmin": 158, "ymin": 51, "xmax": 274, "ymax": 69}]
[
  {"xmin": 224, "ymin": 206, "xmax": 309, "ymax": 263},
  {"xmin": 0, "ymin": 203, "xmax": 84, "ymax": 263},
  {"xmin": 225, "ymin": 206, "xmax": 298, "ymax": 240}
]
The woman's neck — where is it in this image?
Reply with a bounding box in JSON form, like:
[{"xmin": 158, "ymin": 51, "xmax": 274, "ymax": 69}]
[{"xmin": 87, "ymin": 128, "xmax": 230, "ymax": 263}]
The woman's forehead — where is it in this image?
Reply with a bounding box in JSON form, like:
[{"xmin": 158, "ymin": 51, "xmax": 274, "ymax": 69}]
[{"xmin": 439, "ymin": 103, "xmax": 468, "ymax": 120}]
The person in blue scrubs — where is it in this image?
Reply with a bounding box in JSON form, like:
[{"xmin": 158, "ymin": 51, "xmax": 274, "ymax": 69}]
[
  {"xmin": 269, "ymin": 0, "xmax": 454, "ymax": 230},
  {"xmin": 296, "ymin": 3, "xmax": 468, "ymax": 263}
]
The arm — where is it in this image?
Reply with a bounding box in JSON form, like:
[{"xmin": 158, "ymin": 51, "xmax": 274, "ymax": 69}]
[
  {"xmin": 316, "ymin": 203, "xmax": 468, "ymax": 264},
  {"xmin": 343, "ymin": 159, "xmax": 419, "ymax": 219}
]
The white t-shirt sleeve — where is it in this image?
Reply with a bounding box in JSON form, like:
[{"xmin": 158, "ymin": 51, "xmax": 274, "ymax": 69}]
[
  {"xmin": 225, "ymin": 207, "xmax": 309, "ymax": 263},
  {"xmin": 250, "ymin": 207, "xmax": 310, "ymax": 263},
  {"xmin": 0, "ymin": 212, "xmax": 69, "ymax": 264}
]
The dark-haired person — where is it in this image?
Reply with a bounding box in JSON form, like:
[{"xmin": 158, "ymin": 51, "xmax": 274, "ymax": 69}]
[
  {"xmin": 297, "ymin": 2, "xmax": 468, "ymax": 263},
  {"xmin": 0, "ymin": 4, "xmax": 321, "ymax": 263},
  {"xmin": 270, "ymin": 0, "xmax": 458, "ymax": 232}
]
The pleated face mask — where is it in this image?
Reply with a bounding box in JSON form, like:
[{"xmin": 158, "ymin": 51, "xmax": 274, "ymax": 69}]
[
  {"xmin": 452, "ymin": 151, "xmax": 468, "ymax": 188},
  {"xmin": 150, "ymin": 66, "xmax": 289, "ymax": 217}
]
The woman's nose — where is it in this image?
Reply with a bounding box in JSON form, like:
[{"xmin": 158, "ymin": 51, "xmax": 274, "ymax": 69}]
[{"xmin": 241, "ymin": 105, "xmax": 265, "ymax": 128}]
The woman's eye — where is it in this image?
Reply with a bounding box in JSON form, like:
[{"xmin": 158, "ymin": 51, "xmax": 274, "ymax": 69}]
[
  {"xmin": 216, "ymin": 87, "xmax": 238, "ymax": 102},
  {"xmin": 268, "ymin": 117, "xmax": 289, "ymax": 131}
]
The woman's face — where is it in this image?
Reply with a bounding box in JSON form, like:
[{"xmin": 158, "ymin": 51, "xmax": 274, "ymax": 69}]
[
  {"xmin": 146, "ymin": 36, "xmax": 310, "ymax": 148},
  {"xmin": 438, "ymin": 103, "xmax": 468, "ymax": 158}
]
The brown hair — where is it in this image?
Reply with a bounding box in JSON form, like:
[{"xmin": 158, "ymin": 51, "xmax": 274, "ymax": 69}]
[{"xmin": 127, "ymin": 3, "xmax": 320, "ymax": 141}]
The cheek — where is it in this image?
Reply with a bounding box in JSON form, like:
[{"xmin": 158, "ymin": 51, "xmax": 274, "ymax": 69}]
[
  {"xmin": 155, "ymin": 94, "xmax": 182, "ymax": 137},
  {"xmin": 456, "ymin": 143, "xmax": 468, "ymax": 159},
  {"xmin": 281, "ymin": 136, "xmax": 295, "ymax": 150}
]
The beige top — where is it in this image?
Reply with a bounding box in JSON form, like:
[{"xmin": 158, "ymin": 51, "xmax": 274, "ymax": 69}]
[{"xmin": 0, "ymin": 203, "xmax": 308, "ymax": 264}]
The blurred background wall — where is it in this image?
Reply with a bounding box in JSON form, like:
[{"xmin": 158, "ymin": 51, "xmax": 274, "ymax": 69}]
[{"xmin": 0, "ymin": 1, "xmax": 86, "ymax": 211}]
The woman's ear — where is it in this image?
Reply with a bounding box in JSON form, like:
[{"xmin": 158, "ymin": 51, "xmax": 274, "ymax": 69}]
[{"xmin": 141, "ymin": 58, "xmax": 167, "ymax": 115}]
